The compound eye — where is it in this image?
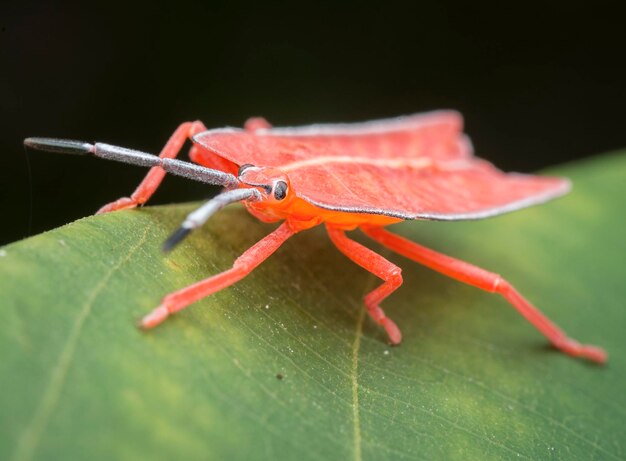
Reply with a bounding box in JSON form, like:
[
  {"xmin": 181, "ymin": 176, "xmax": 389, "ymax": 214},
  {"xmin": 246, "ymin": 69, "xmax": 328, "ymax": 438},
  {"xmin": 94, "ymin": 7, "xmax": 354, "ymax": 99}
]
[
  {"xmin": 238, "ymin": 164, "xmax": 255, "ymax": 177},
  {"xmin": 273, "ymin": 180, "xmax": 288, "ymax": 200}
]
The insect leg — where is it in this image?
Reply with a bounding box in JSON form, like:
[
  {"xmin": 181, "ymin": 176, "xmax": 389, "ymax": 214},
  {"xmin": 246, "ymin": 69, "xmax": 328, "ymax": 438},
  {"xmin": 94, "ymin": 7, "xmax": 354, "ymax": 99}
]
[
  {"xmin": 140, "ymin": 222, "xmax": 298, "ymax": 329},
  {"xmin": 362, "ymin": 226, "xmax": 607, "ymax": 363},
  {"xmin": 97, "ymin": 121, "xmax": 208, "ymax": 214},
  {"xmin": 326, "ymin": 225, "xmax": 403, "ymax": 344},
  {"xmin": 244, "ymin": 117, "xmax": 273, "ymax": 132}
]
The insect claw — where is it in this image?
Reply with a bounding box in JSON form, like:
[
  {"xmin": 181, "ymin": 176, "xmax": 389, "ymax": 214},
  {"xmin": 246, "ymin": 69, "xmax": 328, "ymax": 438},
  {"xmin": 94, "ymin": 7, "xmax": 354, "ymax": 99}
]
[
  {"xmin": 576, "ymin": 344, "xmax": 608, "ymax": 364},
  {"xmin": 381, "ymin": 318, "xmax": 402, "ymax": 345},
  {"xmin": 139, "ymin": 305, "xmax": 170, "ymax": 329},
  {"xmin": 96, "ymin": 197, "xmax": 137, "ymax": 214},
  {"xmin": 586, "ymin": 347, "xmax": 608, "ymax": 364}
]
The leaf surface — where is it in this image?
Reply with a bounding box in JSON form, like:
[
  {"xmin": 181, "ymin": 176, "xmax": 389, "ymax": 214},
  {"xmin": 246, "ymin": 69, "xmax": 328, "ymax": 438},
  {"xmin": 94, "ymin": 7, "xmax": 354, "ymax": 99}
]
[{"xmin": 1, "ymin": 153, "xmax": 625, "ymax": 461}]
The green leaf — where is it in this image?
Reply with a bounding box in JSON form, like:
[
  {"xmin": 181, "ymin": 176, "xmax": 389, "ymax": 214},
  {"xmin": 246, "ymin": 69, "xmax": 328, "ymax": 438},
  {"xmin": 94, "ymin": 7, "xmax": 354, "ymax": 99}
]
[{"xmin": 1, "ymin": 153, "xmax": 625, "ymax": 461}]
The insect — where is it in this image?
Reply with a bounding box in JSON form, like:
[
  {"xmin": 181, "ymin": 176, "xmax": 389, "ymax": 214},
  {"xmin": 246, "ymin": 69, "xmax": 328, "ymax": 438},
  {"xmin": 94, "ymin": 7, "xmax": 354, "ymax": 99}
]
[{"xmin": 24, "ymin": 111, "xmax": 607, "ymax": 363}]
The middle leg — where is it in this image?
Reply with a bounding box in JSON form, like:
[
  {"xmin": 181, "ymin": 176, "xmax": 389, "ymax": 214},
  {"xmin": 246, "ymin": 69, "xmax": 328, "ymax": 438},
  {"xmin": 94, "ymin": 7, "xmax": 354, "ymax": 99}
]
[
  {"xmin": 326, "ymin": 225, "xmax": 403, "ymax": 344},
  {"xmin": 361, "ymin": 225, "xmax": 606, "ymax": 363}
]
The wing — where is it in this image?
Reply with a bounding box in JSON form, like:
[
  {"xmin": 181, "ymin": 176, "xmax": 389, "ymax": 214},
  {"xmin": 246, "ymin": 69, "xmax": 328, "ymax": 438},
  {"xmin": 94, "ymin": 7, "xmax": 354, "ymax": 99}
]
[
  {"xmin": 193, "ymin": 111, "xmax": 570, "ymax": 220},
  {"xmin": 194, "ymin": 111, "xmax": 469, "ymax": 165}
]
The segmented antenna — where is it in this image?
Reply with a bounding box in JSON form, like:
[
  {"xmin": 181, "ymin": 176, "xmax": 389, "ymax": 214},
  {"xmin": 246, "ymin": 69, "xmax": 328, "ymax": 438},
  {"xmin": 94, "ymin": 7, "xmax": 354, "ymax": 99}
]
[
  {"xmin": 24, "ymin": 138, "xmax": 238, "ymax": 187},
  {"xmin": 163, "ymin": 188, "xmax": 262, "ymax": 252},
  {"xmin": 24, "ymin": 137, "xmax": 261, "ymax": 252}
]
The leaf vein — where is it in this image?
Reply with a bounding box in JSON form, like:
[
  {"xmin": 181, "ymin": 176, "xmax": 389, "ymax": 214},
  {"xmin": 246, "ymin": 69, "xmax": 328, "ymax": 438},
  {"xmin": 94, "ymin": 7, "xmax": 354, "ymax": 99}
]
[
  {"xmin": 11, "ymin": 227, "xmax": 150, "ymax": 461},
  {"xmin": 351, "ymin": 307, "xmax": 365, "ymax": 461}
]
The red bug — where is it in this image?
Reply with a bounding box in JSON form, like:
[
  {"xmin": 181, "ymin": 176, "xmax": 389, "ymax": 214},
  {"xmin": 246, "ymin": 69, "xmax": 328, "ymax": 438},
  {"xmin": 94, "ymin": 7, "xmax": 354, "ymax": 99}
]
[{"xmin": 24, "ymin": 111, "xmax": 607, "ymax": 363}]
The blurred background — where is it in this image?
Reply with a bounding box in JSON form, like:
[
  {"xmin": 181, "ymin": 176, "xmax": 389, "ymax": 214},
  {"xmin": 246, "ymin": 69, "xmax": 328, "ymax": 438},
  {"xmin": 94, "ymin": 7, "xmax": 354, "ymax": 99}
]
[{"xmin": 1, "ymin": 1, "xmax": 624, "ymax": 245}]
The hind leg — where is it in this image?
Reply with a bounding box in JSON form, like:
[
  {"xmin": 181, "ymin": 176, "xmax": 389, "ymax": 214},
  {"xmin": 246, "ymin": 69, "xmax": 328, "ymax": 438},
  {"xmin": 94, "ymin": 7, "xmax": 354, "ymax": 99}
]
[{"xmin": 362, "ymin": 225, "xmax": 607, "ymax": 363}]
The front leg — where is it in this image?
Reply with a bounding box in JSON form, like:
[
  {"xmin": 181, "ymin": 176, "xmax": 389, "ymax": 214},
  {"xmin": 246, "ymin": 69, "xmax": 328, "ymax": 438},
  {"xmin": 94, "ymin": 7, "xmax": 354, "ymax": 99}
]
[
  {"xmin": 140, "ymin": 222, "xmax": 298, "ymax": 329},
  {"xmin": 97, "ymin": 121, "xmax": 207, "ymax": 213}
]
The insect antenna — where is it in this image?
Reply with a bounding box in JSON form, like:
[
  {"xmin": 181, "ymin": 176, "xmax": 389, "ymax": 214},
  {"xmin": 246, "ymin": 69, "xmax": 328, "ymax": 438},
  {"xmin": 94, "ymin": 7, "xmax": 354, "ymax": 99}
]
[
  {"xmin": 24, "ymin": 138, "xmax": 238, "ymax": 187},
  {"xmin": 162, "ymin": 188, "xmax": 262, "ymax": 252}
]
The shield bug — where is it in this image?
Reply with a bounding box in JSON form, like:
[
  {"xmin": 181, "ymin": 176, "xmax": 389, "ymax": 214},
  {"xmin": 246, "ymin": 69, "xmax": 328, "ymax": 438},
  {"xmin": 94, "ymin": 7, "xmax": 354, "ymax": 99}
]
[{"xmin": 24, "ymin": 111, "xmax": 607, "ymax": 363}]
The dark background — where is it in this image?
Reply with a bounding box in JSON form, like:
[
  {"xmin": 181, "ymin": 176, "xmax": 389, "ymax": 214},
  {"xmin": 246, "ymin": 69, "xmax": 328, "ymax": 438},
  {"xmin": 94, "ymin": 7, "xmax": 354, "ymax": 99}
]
[{"xmin": 1, "ymin": 1, "xmax": 624, "ymax": 245}]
